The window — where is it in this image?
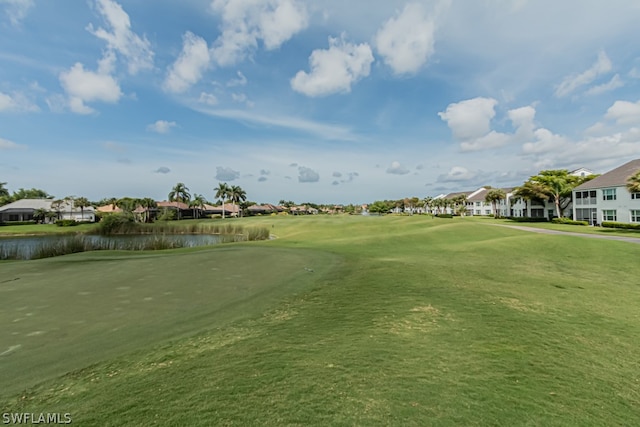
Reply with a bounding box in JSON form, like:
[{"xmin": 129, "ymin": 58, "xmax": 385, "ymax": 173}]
[
  {"xmin": 632, "ymin": 210, "xmax": 640, "ymax": 223},
  {"xmin": 485, "ymin": 210, "xmax": 491, "ymax": 215},
  {"xmin": 475, "ymin": 202, "xmax": 481, "ymax": 207},
  {"xmin": 632, "ymin": 193, "xmax": 640, "ymax": 200},
  {"xmin": 603, "ymin": 210, "xmax": 617, "ymax": 221},
  {"xmin": 575, "ymin": 190, "xmax": 597, "ymax": 205},
  {"xmin": 602, "ymin": 188, "xmax": 616, "ymax": 201},
  {"xmin": 475, "ymin": 210, "xmax": 481, "ymax": 215}
]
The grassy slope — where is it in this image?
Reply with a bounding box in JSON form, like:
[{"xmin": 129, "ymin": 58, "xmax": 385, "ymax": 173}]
[{"xmin": 2, "ymin": 215, "xmax": 640, "ymax": 426}]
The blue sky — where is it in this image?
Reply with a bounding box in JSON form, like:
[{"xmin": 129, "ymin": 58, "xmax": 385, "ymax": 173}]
[{"xmin": 1, "ymin": 0, "xmax": 640, "ymax": 204}]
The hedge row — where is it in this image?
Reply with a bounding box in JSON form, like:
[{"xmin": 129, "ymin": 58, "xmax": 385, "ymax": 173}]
[
  {"xmin": 602, "ymin": 221, "xmax": 640, "ymax": 230},
  {"xmin": 551, "ymin": 218, "xmax": 588, "ymax": 226},
  {"xmin": 435, "ymin": 214, "xmax": 454, "ymax": 218},
  {"xmin": 507, "ymin": 217, "xmax": 548, "ymax": 222}
]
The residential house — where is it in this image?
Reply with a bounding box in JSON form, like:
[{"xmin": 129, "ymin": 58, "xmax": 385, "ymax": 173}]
[
  {"xmin": 0, "ymin": 199, "xmax": 95, "ymax": 222},
  {"xmin": 572, "ymin": 159, "xmax": 640, "ymax": 225},
  {"xmin": 510, "ymin": 168, "xmax": 594, "ymax": 219},
  {"xmin": 203, "ymin": 203, "xmax": 240, "ymax": 217}
]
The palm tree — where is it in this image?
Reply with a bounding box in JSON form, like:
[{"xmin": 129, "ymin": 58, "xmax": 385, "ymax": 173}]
[
  {"xmin": 168, "ymin": 183, "xmax": 191, "ymax": 220},
  {"xmin": 214, "ymin": 182, "xmax": 231, "ymax": 219},
  {"xmin": 51, "ymin": 199, "xmax": 64, "ymax": 220},
  {"xmin": 451, "ymin": 194, "xmax": 468, "ymax": 216},
  {"xmin": 190, "ymin": 194, "xmax": 206, "ymax": 219},
  {"xmin": 628, "ymin": 171, "xmax": 640, "ymax": 193},
  {"xmin": 75, "ymin": 196, "xmax": 90, "ymax": 222},
  {"xmin": 138, "ymin": 198, "xmax": 157, "ymax": 223},
  {"xmin": 33, "ymin": 208, "xmax": 48, "ymax": 224},
  {"xmin": 65, "ymin": 195, "xmax": 75, "ymax": 220},
  {"xmin": 485, "ymin": 189, "xmax": 506, "ymax": 218},
  {"xmin": 0, "ymin": 182, "xmax": 9, "ymax": 205},
  {"xmin": 230, "ymin": 185, "xmax": 246, "ymax": 218}
]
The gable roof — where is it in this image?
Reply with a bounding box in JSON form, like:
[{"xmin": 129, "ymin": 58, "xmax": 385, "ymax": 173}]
[{"xmin": 574, "ymin": 159, "xmax": 640, "ymax": 191}]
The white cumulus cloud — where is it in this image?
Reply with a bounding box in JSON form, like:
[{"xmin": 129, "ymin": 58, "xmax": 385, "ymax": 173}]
[
  {"xmin": 59, "ymin": 55, "xmax": 122, "ymax": 114},
  {"xmin": 210, "ymin": 0, "xmax": 308, "ymax": 67},
  {"xmin": 439, "ymin": 97, "xmax": 498, "ymax": 140},
  {"xmin": 198, "ymin": 92, "xmax": 219, "ymax": 105},
  {"xmin": 87, "ymin": 0, "xmax": 154, "ymax": 75},
  {"xmin": 164, "ymin": 32, "xmax": 210, "ymax": 93},
  {"xmin": 375, "ymin": 2, "xmax": 437, "ymax": 75},
  {"xmin": 147, "ymin": 120, "xmax": 177, "ymax": 134},
  {"xmin": 605, "ymin": 99, "xmax": 640, "ymax": 125},
  {"xmin": 298, "ymin": 166, "xmax": 319, "ymax": 183},
  {"xmin": 291, "ymin": 35, "xmax": 374, "ymax": 97},
  {"xmin": 386, "ymin": 161, "xmax": 410, "ymax": 175}
]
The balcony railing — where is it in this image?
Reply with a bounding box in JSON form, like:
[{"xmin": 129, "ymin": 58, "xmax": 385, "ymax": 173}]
[{"xmin": 575, "ymin": 198, "xmax": 596, "ymax": 205}]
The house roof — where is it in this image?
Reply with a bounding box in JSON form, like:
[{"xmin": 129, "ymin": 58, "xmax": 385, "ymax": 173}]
[
  {"xmin": 0, "ymin": 198, "xmax": 53, "ymax": 211},
  {"xmin": 443, "ymin": 191, "xmax": 473, "ymax": 199},
  {"xmin": 467, "ymin": 188, "xmax": 490, "ymax": 202},
  {"xmin": 96, "ymin": 204, "xmax": 122, "ymax": 213},
  {"xmin": 156, "ymin": 201, "xmax": 190, "ymax": 210},
  {"xmin": 203, "ymin": 203, "xmax": 239, "ymax": 213},
  {"xmin": 574, "ymin": 159, "xmax": 640, "ymax": 191}
]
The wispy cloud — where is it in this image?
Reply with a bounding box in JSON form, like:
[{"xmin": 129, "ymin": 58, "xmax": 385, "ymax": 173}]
[{"xmin": 191, "ymin": 105, "xmax": 359, "ymax": 141}]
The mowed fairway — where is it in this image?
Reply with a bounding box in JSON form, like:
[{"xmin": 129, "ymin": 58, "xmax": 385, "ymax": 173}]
[{"xmin": 2, "ymin": 215, "xmax": 640, "ymax": 426}]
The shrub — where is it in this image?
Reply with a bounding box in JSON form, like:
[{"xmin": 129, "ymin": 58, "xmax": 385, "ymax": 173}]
[
  {"xmin": 551, "ymin": 218, "xmax": 588, "ymax": 226},
  {"xmin": 435, "ymin": 214, "xmax": 453, "ymax": 218},
  {"xmin": 602, "ymin": 222, "xmax": 640, "ymax": 230},
  {"xmin": 55, "ymin": 219, "xmax": 78, "ymax": 227},
  {"xmin": 97, "ymin": 214, "xmax": 138, "ymax": 235},
  {"xmin": 507, "ymin": 217, "xmax": 548, "ymax": 222}
]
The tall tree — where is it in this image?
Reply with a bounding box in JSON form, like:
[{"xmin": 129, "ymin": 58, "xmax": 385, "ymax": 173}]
[
  {"xmin": 168, "ymin": 183, "xmax": 191, "ymax": 220},
  {"xmin": 190, "ymin": 194, "xmax": 206, "ymax": 219},
  {"xmin": 0, "ymin": 182, "xmax": 9, "ymax": 200},
  {"xmin": 628, "ymin": 171, "xmax": 640, "ymax": 193},
  {"xmin": 230, "ymin": 185, "xmax": 247, "ymax": 218},
  {"xmin": 75, "ymin": 197, "xmax": 90, "ymax": 222},
  {"xmin": 51, "ymin": 199, "xmax": 64, "ymax": 220},
  {"xmin": 485, "ymin": 189, "xmax": 506, "ymax": 218},
  {"xmin": 524, "ymin": 170, "xmax": 596, "ymax": 218},
  {"xmin": 33, "ymin": 208, "xmax": 48, "ymax": 224},
  {"xmin": 451, "ymin": 194, "xmax": 468, "ymax": 216},
  {"xmin": 214, "ymin": 182, "xmax": 231, "ymax": 219},
  {"xmin": 138, "ymin": 198, "xmax": 157, "ymax": 223}
]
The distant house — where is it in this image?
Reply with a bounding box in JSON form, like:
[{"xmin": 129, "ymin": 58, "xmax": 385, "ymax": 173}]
[
  {"xmin": 0, "ymin": 199, "xmax": 95, "ymax": 223},
  {"xmin": 203, "ymin": 203, "xmax": 240, "ymax": 217},
  {"xmin": 156, "ymin": 201, "xmax": 191, "ymax": 218},
  {"xmin": 0, "ymin": 199, "xmax": 54, "ymax": 222},
  {"xmin": 247, "ymin": 204, "xmax": 282, "ymax": 215},
  {"xmin": 572, "ymin": 159, "xmax": 640, "ymax": 225},
  {"xmin": 96, "ymin": 204, "xmax": 122, "ymax": 214}
]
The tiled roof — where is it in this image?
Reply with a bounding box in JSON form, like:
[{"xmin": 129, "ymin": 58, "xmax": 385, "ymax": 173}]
[
  {"xmin": 467, "ymin": 188, "xmax": 489, "ymax": 202},
  {"xmin": 574, "ymin": 159, "xmax": 640, "ymax": 190},
  {"xmin": 156, "ymin": 201, "xmax": 190, "ymax": 210}
]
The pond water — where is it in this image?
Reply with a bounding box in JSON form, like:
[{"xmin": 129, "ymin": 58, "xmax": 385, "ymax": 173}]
[{"xmin": 0, "ymin": 234, "xmax": 224, "ymax": 260}]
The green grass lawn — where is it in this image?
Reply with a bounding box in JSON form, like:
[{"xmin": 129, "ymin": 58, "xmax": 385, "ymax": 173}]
[
  {"xmin": 0, "ymin": 223, "xmax": 97, "ymax": 235},
  {"xmin": 2, "ymin": 215, "xmax": 640, "ymax": 426}
]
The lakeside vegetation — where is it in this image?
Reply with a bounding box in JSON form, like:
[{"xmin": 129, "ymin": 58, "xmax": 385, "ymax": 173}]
[{"xmin": 2, "ymin": 215, "xmax": 639, "ymax": 425}]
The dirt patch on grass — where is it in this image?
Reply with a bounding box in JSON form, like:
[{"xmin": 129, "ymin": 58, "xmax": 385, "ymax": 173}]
[
  {"xmin": 498, "ymin": 297, "xmax": 544, "ymax": 313},
  {"xmin": 386, "ymin": 305, "xmax": 453, "ymax": 335}
]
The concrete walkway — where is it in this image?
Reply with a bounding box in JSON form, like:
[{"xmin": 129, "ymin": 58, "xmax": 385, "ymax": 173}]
[{"xmin": 490, "ymin": 224, "xmax": 640, "ymax": 245}]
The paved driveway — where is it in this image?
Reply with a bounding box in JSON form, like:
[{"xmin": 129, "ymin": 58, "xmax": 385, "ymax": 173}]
[{"xmin": 492, "ymin": 224, "xmax": 640, "ymax": 245}]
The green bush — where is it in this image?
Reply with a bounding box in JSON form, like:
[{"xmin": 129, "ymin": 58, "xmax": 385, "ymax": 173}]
[
  {"xmin": 507, "ymin": 217, "xmax": 548, "ymax": 222},
  {"xmin": 602, "ymin": 222, "xmax": 640, "ymax": 230},
  {"xmin": 55, "ymin": 219, "xmax": 78, "ymax": 227},
  {"xmin": 97, "ymin": 213, "xmax": 138, "ymax": 235},
  {"xmin": 435, "ymin": 214, "xmax": 454, "ymax": 218},
  {"xmin": 551, "ymin": 218, "xmax": 588, "ymax": 226}
]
